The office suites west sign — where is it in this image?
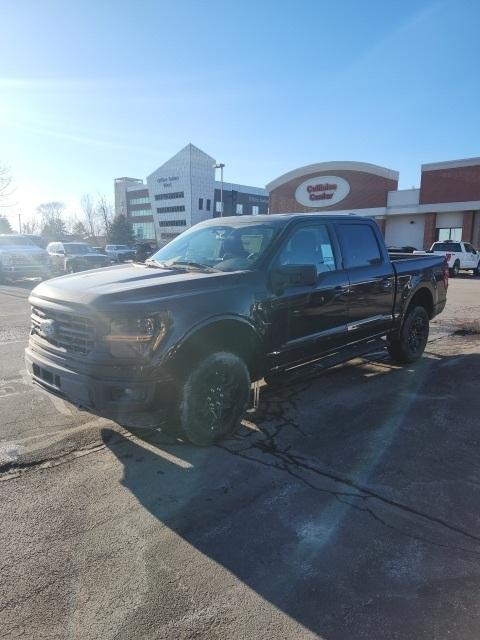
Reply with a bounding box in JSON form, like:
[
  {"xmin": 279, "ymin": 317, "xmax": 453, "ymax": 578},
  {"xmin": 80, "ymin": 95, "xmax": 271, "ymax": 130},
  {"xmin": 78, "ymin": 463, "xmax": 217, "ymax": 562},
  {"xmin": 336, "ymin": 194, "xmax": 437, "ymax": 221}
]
[{"xmin": 295, "ymin": 175, "xmax": 350, "ymax": 207}]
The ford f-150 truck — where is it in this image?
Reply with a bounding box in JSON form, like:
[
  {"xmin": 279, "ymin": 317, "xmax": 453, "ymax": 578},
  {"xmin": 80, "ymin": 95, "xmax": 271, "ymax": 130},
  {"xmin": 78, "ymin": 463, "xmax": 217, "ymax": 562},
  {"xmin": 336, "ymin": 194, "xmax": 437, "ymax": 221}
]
[
  {"xmin": 415, "ymin": 240, "xmax": 480, "ymax": 277},
  {"xmin": 0, "ymin": 234, "xmax": 50, "ymax": 282},
  {"xmin": 25, "ymin": 214, "xmax": 448, "ymax": 445}
]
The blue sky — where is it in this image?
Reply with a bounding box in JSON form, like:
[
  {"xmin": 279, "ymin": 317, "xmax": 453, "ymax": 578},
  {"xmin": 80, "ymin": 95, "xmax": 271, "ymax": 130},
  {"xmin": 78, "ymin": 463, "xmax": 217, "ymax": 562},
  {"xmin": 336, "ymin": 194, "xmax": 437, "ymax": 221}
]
[{"xmin": 1, "ymin": 0, "xmax": 479, "ymax": 224}]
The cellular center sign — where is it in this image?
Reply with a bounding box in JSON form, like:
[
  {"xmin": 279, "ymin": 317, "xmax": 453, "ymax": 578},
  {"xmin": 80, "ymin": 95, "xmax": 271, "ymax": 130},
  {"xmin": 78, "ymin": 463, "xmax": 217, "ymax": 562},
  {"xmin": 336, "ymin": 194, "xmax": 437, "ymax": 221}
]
[{"xmin": 295, "ymin": 175, "xmax": 350, "ymax": 208}]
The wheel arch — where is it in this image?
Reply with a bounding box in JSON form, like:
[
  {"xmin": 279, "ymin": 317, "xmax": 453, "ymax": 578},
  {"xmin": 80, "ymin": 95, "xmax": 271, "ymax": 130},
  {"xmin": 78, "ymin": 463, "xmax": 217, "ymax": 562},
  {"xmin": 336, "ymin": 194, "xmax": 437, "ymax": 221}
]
[
  {"xmin": 165, "ymin": 316, "xmax": 264, "ymax": 381},
  {"xmin": 404, "ymin": 285, "xmax": 434, "ymax": 319}
]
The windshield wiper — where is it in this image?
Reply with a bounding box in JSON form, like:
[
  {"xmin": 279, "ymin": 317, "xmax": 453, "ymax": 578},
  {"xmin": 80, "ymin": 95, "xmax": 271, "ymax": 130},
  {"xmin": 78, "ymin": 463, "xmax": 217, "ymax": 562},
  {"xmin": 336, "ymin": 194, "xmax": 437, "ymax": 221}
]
[
  {"xmin": 145, "ymin": 259, "xmax": 173, "ymax": 269},
  {"xmin": 169, "ymin": 260, "xmax": 218, "ymax": 272}
]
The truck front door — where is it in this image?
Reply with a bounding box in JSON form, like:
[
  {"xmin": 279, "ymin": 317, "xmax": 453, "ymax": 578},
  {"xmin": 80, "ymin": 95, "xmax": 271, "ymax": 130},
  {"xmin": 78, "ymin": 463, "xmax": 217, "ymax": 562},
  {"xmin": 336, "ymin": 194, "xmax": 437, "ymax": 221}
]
[
  {"xmin": 335, "ymin": 222, "xmax": 395, "ymax": 342},
  {"xmin": 266, "ymin": 222, "xmax": 349, "ymax": 369}
]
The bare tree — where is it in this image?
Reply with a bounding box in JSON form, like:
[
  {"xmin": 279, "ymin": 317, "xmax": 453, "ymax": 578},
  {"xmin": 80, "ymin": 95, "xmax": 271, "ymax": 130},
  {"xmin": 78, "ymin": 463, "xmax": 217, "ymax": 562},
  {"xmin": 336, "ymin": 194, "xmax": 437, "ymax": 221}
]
[
  {"xmin": 80, "ymin": 194, "xmax": 97, "ymax": 237},
  {"xmin": 0, "ymin": 164, "xmax": 14, "ymax": 207},
  {"xmin": 96, "ymin": 194, "xmax": 114, "ymax": 236},
  {"xmin": 37, "ymin": 201, "xmax": 67, "ymax": 238},
  {"xmin": 37, "ymin": 201, "xmax": 66, "ymax": 224},
  {"xmin": 21, "ymin": 218, "xmax": 40, "ymax": 234}
]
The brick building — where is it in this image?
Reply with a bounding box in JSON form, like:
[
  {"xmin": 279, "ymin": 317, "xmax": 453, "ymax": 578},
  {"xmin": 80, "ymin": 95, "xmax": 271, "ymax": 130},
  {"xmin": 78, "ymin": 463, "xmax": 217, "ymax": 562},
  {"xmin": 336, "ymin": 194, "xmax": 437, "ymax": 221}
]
[{"xmin": 266, "ymin": 158, "xmax": 480, "ymax": 249}]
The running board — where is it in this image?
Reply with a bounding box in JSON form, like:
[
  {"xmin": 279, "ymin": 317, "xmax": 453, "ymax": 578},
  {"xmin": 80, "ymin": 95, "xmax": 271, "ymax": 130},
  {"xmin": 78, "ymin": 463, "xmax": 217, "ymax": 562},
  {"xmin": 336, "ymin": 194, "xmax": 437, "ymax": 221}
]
[{"xmin": 270, "ymin": 338, "xmax": 387, "ymax": 387}]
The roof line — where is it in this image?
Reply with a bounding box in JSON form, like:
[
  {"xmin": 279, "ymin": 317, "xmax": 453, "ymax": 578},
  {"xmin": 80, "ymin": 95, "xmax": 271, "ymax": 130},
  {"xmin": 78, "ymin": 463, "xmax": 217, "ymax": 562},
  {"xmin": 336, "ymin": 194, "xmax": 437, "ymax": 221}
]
[{"xmin": 266, "ymin": 161, "xmax": 399, "ymax": 191}]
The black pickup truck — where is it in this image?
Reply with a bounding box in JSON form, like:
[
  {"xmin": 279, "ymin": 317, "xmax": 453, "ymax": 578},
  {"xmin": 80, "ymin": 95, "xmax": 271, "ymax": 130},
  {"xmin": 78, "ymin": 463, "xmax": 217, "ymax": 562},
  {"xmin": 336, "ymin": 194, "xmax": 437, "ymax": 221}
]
[{"xmin": 25, "ymin": 214, "xmax": 448, "ymax": 445}]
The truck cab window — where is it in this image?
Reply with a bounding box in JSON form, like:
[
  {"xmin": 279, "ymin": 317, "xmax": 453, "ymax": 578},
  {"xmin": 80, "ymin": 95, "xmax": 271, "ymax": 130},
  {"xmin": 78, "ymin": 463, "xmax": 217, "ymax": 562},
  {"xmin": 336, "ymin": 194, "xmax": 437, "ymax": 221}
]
[
  {"xmin": 337, "ymin": 224, "xmax": 382, "ymax": 268},
  {"xmin": 277, "ymin": 224, "xmax": 336, "ymax": 273}
]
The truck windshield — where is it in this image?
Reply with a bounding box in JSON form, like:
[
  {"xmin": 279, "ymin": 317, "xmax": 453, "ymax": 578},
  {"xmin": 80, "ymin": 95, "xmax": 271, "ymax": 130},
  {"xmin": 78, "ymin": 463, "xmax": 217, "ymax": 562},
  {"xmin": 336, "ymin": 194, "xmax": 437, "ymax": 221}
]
[
  {"xmin": 150, "ymin": 223, "xmax": 278, "ymax": 271},
  {"xmin": 64, "ymin": 244, "xmax": 90, "ymax": 254}
]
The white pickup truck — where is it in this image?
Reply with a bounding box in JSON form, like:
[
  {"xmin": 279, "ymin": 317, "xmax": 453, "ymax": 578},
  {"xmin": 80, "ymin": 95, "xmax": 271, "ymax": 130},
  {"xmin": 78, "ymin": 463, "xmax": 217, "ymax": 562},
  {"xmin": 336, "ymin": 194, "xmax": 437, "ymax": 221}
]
[
  {"xmin": 0, "ymin": 234, "xmax": 50, "ymax": 283},
  {"xmin": 416, "ymin": 240, "xmax": 480, "ymax": 277}
]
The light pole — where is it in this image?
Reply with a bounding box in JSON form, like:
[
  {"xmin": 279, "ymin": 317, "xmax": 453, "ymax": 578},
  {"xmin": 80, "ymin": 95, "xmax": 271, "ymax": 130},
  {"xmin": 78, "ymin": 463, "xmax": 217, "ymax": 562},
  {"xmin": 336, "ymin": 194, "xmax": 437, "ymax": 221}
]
[{"xmin": 213, "ymin": 163, "xmax": 225, "ymax": 216}]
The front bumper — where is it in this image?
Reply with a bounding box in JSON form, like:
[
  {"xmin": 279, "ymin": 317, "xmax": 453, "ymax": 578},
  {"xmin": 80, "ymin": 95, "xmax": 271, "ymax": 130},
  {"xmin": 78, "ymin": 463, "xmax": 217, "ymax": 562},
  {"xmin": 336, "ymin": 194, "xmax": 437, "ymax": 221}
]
[{"xmin": 25, "ymin": 346, "xmax": 174, "ymax": 424}]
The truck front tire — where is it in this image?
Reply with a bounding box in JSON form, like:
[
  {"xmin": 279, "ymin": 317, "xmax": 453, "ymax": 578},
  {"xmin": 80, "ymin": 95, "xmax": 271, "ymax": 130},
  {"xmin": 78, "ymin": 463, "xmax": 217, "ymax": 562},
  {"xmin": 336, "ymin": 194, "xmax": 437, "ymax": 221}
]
[
  {"xmin": 388, "ymin": 306, "xmax": 429, "ymax": 364},
  {"xmin": 178, "ymin": 351, "xmax": 250, "ymax": 446}
]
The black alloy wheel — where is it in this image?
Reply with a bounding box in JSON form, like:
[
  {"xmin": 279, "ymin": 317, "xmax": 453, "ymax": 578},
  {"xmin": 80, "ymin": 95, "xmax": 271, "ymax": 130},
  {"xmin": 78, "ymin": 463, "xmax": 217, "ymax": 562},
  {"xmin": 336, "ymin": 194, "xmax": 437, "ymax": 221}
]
[
  {"xmin": 388, "ymin": 305, "xmax": 430, "ymax": 364},
  {"xmin": 178, "ymin": 351, "xmax": 250, "ymax": 446}
]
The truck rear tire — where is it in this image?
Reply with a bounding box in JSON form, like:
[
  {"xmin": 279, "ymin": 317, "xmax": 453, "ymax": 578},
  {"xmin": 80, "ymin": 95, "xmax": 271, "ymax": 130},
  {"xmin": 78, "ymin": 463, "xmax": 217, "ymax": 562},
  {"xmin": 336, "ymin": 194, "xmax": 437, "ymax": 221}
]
[
  {"xmin": 178, "ymin": 351, "xmax": 250, "ymax": 446},
  {"xmin": 388, "ymin": 306, "xmax": 429, "ymax": 364}
]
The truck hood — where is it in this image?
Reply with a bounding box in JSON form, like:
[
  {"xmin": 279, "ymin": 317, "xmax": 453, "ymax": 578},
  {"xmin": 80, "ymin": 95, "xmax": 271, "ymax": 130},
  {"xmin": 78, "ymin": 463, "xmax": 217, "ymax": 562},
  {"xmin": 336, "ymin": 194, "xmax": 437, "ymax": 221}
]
[
  {"xmin": 0, "ymin": 246, "xmax": 47, "ymax": 257},
  {"xmin": 30, "ymin": 262, "xmax": 249, "ymax": 309}
]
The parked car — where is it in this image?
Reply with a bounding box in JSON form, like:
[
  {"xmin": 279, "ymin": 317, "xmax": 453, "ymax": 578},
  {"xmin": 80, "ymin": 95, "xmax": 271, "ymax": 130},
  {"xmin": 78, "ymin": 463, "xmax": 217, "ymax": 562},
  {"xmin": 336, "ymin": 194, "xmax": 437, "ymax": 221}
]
[
  {"xmin": 0, "ymin": 234, "xmax": 50, "ymax": 283},
  {"xmin": 26, "ymin": 214, "xmax": 448, "ymax": 445},
  {"xmin": 104, "ymin": 244, "xmax": 136, "ymax": 263},
  {"xmin": 46, "ymin": 242, "xmax": 109, "ymax": 274},
  {"xmin": 415, "ymin": 240, "xmax": 480, "ymax": 276}
]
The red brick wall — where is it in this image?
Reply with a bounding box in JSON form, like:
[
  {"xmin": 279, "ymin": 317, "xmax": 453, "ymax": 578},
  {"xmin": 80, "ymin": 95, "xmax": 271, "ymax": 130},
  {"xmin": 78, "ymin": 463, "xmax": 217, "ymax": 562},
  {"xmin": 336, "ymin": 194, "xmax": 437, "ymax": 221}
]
[
  {"xmin": 269, "ymin": 170, "xmax": 398, "ymax": 213},
  {"xmin": 423, "ymin": 212, "xmax": 437, "ymax": 249},
  {"xmin": 462, "ymin": 211, "xmax": 474, "ymax": 242},
  {"xmin": 420, "ymin": 165, "xmax": 480, "ymax": 204}
]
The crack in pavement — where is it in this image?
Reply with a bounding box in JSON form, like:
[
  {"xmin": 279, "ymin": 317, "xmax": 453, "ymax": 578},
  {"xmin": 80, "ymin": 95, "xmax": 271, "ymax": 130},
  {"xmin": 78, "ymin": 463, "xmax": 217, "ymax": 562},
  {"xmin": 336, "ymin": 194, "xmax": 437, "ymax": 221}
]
[{"xmin": 219, "ymin": 378, "xmax": 480, "ymax": 557}]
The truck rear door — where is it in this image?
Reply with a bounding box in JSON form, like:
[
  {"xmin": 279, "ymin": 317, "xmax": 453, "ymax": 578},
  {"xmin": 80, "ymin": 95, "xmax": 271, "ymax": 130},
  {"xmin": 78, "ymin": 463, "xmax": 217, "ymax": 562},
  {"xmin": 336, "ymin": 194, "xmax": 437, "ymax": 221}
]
[{"xmin": 335, "ymin": 221, "xmax": 395, "ymax": 341}]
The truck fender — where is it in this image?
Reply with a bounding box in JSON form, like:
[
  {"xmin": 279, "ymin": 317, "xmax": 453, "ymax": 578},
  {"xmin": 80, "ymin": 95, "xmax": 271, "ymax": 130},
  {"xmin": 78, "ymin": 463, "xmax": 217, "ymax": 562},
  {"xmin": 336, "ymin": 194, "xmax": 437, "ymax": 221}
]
[{"xmin": 163, "ymin": 315, "xmax": 264, "ymax": 380}]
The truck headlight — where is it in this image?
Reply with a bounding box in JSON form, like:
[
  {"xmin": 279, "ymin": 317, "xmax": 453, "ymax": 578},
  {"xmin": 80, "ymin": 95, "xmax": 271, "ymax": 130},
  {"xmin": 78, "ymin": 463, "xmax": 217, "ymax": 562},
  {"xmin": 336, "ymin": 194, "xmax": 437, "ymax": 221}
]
[
  {"xmin": 104, "ymin": 314, "xmax": 169, "ymax": 357},
  {"xmin": 106, "ymin": 317, "xmax": 156, "ymax": 342}
]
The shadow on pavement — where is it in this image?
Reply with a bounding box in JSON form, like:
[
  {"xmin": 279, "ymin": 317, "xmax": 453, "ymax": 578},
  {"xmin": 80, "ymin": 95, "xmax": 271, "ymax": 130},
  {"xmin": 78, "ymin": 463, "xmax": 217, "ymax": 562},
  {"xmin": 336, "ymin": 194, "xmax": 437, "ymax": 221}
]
[{"xmin": 102, "ymin": 346, "xmax": 480, "ymax": 639}]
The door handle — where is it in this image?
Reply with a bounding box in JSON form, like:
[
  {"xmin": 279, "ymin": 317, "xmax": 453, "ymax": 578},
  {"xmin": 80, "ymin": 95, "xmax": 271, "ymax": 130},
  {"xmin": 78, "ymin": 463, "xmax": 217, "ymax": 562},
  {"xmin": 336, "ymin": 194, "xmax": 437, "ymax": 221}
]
[
  {"xmin": 334, "ymin": 285, "xmax": 349, "ymax": 294},
  {"xmin": 381, "ymin": 280, "xmax": 393, "ymax": 289}
]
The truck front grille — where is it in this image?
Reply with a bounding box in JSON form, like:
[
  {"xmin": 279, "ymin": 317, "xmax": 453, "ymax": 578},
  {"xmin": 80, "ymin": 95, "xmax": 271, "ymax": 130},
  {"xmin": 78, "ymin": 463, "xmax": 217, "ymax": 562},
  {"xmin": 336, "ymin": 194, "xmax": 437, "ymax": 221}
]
[{"xmin": 31, "ymin": 305, "xmax": 95, "ymax": 356}]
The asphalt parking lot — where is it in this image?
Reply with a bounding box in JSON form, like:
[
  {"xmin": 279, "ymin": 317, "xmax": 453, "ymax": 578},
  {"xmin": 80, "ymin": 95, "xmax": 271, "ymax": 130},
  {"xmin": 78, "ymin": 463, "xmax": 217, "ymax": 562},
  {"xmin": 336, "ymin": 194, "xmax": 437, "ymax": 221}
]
[{"xmin": 1, "ymin": 276, "xmax": 480, "ymax": 639}]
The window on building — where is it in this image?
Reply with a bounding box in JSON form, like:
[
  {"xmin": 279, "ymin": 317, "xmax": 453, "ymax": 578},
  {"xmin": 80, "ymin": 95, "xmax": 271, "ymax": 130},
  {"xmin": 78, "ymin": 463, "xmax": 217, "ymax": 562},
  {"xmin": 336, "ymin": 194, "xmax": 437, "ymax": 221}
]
[
  {"xmin": 436, "ymin": 227, "xmax": 462, "ymax": 241},
  {"xmin": 159, "ymin": 219, "xmax": 187, "ymax": 228},
  {"xmin": 129, "ymin": 196, "xmax": 150, "ymax": 205},
  {"xmin": 128, "ymin": 209, "xmax": 152, "ymax": 217},
  {"xmin": 161, "ymin": 232, "xmax": 179, "ymax": 240},
  {"xmin": 206, "ymin": 199, "xmax": 211, "ymax": 211},
  {"xmin": 132, "ymin": 222, "xmax": 155, "ymax": 239},
  {"xmin": 337, "ymin": 224, "xmax": 382, "ymax": 268},
  {"xmin": 236, "ymin": 203, "xmax": 243, "ymax": 215},
  {"xmin": 199, "ymin": 198, "xmax": 203, "ymax": 210},
  {"xmin": 216, "ymin": 201, "xmax": 223, "ymax": 213},
  {"xmin": 252, "ymin": 205, "xmax": 259, "ymax": 215},
  {"xmin": 156, "ymin": 205, "xmax": 186, "ymax": 214},
  {"xmin": 155, "ymin": 191, "xmax": 184, "ymax": 200}
]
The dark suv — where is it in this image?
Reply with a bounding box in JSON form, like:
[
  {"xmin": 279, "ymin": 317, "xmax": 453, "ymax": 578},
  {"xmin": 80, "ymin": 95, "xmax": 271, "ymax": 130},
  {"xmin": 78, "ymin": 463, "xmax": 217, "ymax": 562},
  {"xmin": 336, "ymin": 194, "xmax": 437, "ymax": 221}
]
[{"xmin": 46, "ymin": 242, "xmax": 108, "ymax": 274}]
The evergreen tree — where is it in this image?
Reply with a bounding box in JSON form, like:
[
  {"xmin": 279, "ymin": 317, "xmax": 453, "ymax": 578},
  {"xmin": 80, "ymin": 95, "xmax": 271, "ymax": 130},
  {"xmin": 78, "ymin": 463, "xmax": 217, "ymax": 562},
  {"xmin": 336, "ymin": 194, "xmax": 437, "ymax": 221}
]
[
  {"xmin": 107, "ymin": 214, "xmax": 135, "ymax": 245},
  {"xmin": 72, "ymin": 220, "xmax": 88, "ymax": 237},
  {"xmin": 42, "ymin": 217, "xmax": 67, "ymax": 238},
  {"xmin": 0, "ymin": 216, "xmax": 12, "ymax": 234}
]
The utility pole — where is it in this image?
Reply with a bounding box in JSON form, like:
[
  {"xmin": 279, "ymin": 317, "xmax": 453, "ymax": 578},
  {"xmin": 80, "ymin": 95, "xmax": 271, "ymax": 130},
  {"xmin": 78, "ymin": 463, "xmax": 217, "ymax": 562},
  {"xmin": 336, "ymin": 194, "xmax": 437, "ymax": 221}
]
[
  {"xmin": 18, "ymin": 212, "xmax": 22, "ymax": 234},
  {"xmin": 213, "ymin": 163, "xmax": 225, "ymax": 216}
]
